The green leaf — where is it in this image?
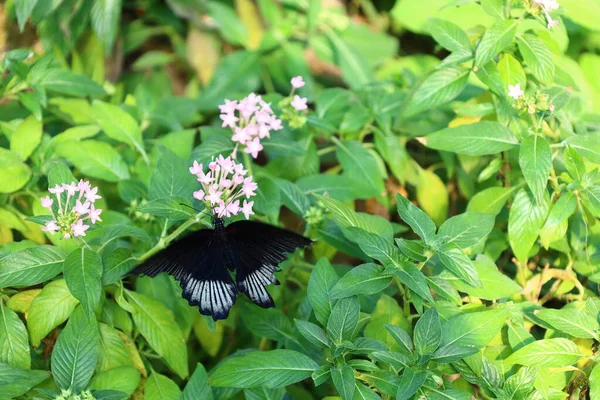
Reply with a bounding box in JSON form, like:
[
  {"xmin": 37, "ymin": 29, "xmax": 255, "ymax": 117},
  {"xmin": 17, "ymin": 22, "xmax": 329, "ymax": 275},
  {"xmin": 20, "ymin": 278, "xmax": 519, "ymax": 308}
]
[
  {"xmin": 0, "ymin": 245, "xmax": 65, "ymax": 288},
  {"xmin": 102, "ymin": 248, "xmax": 137, "ymax": 285},
  {"xmin": 275, "ymin": 179, "xmax": 310, "ymax": 216},
  {"xmin": 149, "ymin": 147, "xmax": 197, "ymax": 200},
  {"xmin": 414, "ymin": 308, "xmax": 441, "ymax": 356},
  {"xmin": 535, "ymin": 308, "xmax": 600, "ymax": 340},
  {"xmin": 307, "ymin": 258, "xmax": 339, "ymax": 325},
  {"xmin": 416, "ymin": 169, "xmax": 448, "ymax": 226},
  {"xmin": 145, "ymin": 370, "xmax": 182, "ymax": 400},
  {"xmin": 428, "ymin": 18, "xmax": 471, "ymax": 52},
  {"xmin": 498, "ymin": 53, "xmax": 526, "ymax": 89},
  {"xmin": 296, "ymin": 174, "xmax": 364, "ymax": 201},
  {"xmin": 0, "ymin": 302, "xmax": 30, "ymax": 369},
  {"xmin": 565, "ymin": 135, "xmax": 600, "ymax": 164},
  {"xmin": 395, "ymin": 263, "xmax": 434, "ymax": 303},
  {"xmin": 183, "ymin": 363, "xmax": 213, "ymax": 400},
  {"xmin": 27, "ymin": 279, "xmax": 79, "ymax": 347},
  {"xmin": 15, "ymin": 0, "xmax": 38, "ymax": 31},
  {"xmin": 205, "ymin": 2, "xmax": 247, "ymax": 46},
  {"xmin": 591, "ymin": 363, "xmax": 600, "ymax": 400},
  {"xmin": 47, "ymin": 161, "xmax": 77, "ymax": 187},
  {"xmin": 403, "ymin": 67, "xmax": 470, "ymax": 117},
  {"xmin": 125, "ymin": 290, "xmax": 188, "ymax": 378},
  {"xmin": 241, "ymin": 307, "xmax": 295, "ymax": 343},
  {"xmin": 0, "ymin": 148, "xmax": 31, "ymax": 193},
  {"xmin": 330, "ymin": 263, "xmax": 392, "ymax": 299},
  {"xmin": 396, "ymin": 368, "xmax": 427, "ymax": 400},
  {"xmin": 51, "ymin": 306, "xmax": 100, "ymax": 391},
  {"xmin": 442, "ymin": 308, "xmax": 508, "ymax": 348},
  {"xmin": 11, "ymin": 115, "xmax": 42, "ymax": 161},
  {"xmin": 432, "ymin": 344, "xmax": 478, "ymax": 363},
  {"xmin": 295, "ymin": 320, "xmax": 328, "ymax": 348},
  {"xmin": 97, "ymin": 324, "xmax": 132, "ymax": 371},
  {"xmin": 384, "ymin": 325, "xmax": 413, "ymax": 354},
  {"xmin": 481, "ymin": 0, "xmax": 506, "ymax": 18},
  {"xmin": 519, "ymin": 135, "xmax": 552, "ymax": 204},
  {"xmin": 55, "ymin": 140, "xmax": 130, "ymax": 182},
  {"xmin": 314, "ymin": 195, "xmax": 369, "ymax": 232},
  {"xmin": 331, "ymin": 364, "xmax": 355, "ymax": 400},
  {"xmin": 425, "ymin": 121, "xmax": 519, "ymax": 155},
  {"xmin": 138, "ymin": 196, "xmax": 195, "ymax": 220},
  {"xmin": 364, "ymin": 295, "xmax": 410, "ymax": 352},
  {"xmin": 438, "ymin": 212, "xmax": 495, "ymax": 249},
  {"xmin": 39, "ymin": 69, "xmax": 105, "ymax": 97},
  {"xmin": 517, "ymin": 34, "xmax": 555, "ymax": 84},
  {"xmin": 467, "ymin": 186, "xmax": 518, "ymax": 215},
  {"xmin": 92, "ymin": 100, "xmax": 147, "ymax": 162},
  {"xmin": 336, "ymin": 140, "xmax": 385, "ymax": 196},
  {"xmin": 0, "ymin": 362, "xmax": 50, "ymax": 399},
  {"xmin": 210, "ymin": 349, "xmax": 318, "ymax": 388},
  {"xmin": 443, "ymin": 254, "xmax": 522, "ymax": 300},
  {"xmin": 508, "ymin": 189, "xmax": 550, "ymax": 262},
  {"xmin": 63, "ymin": 248, "xmax": 103, "ymax": 321},
  {"xmin": 91, "ymin": 0, "xmax": 122, "ymax": 52},
  {"xmin": 326, "ymin": 30, "xmax": 372, "ymax": 89},
  {"xmin": 474, "ymin": 20, "xmax": 517, "ymax": 68},
  {"xmin": 353, "ymin": 381, "xmax": 381, "ymax": 400},
  {"xmin": 396, "ymin": 193, "xmax": 436, "ymax": 243},
  {"xmin": 90, "ymin": 366, "xmax": 140, "ymax": 398},
  {"xmin": 327, "ymin": 296, "xmax": 360, "ymax": 346},
  {"xmin": 505, "ymin": 338, "xmax": 583, "ymax": 368},
  {"xmin": 436, "ymin": 244, "xmax": 481, "ymax": 287}
]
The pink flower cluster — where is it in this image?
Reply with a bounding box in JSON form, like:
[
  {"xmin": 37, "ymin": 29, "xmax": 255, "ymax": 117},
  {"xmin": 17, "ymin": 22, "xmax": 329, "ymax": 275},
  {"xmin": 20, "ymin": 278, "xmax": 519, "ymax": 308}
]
[
  {"xmin": 189, "ymin": 155, "xmax": 256, "ymax": 219},
  {"xmin": 41, "ymin": 180, "xmax": 102, "ymax": 239},
  {"xmin": 534, "ymin": 0, "xmax": 559, "ymax": 28},
  {"xmin": 219, "ymin": 94, "xmax": 283, "ymax": 159}
]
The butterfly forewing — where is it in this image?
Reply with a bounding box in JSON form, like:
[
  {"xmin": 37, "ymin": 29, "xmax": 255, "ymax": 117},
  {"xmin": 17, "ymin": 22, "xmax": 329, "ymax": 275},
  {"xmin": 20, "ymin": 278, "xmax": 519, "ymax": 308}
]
[{"xmin": 132, "ymin": 219, "xmax": 311, "ymax": 320}]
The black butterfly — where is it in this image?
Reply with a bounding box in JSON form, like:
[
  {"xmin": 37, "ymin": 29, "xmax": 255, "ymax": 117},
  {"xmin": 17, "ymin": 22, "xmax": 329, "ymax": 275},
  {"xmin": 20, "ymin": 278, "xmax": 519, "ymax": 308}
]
[{"xmin": 132, "ymin": 217, "xmax": 312, "ymax": 320}]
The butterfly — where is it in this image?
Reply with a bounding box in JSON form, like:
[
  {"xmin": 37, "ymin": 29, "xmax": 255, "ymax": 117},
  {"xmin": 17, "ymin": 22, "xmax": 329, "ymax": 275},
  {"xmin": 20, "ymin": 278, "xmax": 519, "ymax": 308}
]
[{"xmin": 132, "ymin": 217, "xmax": 312, "ymax": 320}]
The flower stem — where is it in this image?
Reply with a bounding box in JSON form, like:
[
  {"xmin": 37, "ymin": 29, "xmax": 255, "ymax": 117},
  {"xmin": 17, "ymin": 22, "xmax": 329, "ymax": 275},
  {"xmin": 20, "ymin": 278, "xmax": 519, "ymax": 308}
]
[{"xmin": 242, "ymin": 151, "xmax": 254, "ymax": 177}]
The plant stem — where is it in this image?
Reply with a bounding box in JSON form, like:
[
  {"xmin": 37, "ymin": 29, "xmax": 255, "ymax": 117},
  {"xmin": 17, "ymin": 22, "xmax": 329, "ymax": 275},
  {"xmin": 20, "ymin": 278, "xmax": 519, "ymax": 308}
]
[{"xmin": 242, "ymin": 151, "xmax": 254, "ymax": 177}]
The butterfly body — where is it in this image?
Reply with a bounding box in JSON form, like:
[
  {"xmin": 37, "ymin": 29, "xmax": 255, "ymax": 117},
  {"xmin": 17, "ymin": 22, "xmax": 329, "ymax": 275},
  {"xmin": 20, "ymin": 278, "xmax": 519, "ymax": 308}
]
[{"xmin": 132, "ymin": 218, "xmax": 311, "ymax": 320}]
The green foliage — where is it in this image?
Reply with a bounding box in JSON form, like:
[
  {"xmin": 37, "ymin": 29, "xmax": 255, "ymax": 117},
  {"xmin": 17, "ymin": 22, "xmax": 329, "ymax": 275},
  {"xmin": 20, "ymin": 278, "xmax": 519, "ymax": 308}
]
[{"xmin": 2, "ymin": 0, "xmax": 600, "ymax": 398}]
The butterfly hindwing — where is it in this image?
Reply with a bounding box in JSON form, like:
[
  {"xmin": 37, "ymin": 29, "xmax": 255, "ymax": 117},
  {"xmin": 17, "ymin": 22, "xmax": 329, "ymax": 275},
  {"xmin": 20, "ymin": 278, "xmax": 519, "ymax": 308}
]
[
  {"xmin": 226, "ymin": 220, "xmax": 312, "ymax": 308},
  {"xmin": 132, "ymin": 229, "xmax": 237, "ymax": 320}
]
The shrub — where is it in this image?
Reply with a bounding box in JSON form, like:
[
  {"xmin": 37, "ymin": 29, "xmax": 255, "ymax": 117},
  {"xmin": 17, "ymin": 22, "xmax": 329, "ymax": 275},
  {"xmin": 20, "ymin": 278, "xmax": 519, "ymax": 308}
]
[{"xmin": 1, "ymin": 0, "xmax": 600, "ymax": 399}]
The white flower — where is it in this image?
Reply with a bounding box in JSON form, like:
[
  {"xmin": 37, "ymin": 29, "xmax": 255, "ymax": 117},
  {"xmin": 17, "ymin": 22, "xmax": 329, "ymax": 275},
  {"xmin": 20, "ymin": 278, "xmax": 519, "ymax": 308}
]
[
  {"xmin": 291, "ymin": 76, "xmax": 305, "ymax": 89},
  {"xmin": 291, "ymin": 95, "xmax": 308, "ymax": 111},
  {"xmin": 508, "ymin": 83, "xmax": 524, "ymax": 100}
]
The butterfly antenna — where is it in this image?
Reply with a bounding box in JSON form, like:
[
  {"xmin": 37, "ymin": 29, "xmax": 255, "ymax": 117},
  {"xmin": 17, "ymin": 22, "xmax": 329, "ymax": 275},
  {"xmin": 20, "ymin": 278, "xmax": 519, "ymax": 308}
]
[{"xmin": 179, "ymin": 203, "xmax": 213, "ymax": 219}]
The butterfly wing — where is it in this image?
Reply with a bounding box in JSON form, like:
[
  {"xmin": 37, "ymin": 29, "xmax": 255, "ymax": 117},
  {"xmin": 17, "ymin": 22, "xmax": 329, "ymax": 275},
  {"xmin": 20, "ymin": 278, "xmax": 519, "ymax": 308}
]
[
  {"xmin": 225, "ymin": 220, "xmax": 312, "ymax": 308},
  {"xmin": 132, "ymin": 229, "xmax": 238, "ymax": 320}
]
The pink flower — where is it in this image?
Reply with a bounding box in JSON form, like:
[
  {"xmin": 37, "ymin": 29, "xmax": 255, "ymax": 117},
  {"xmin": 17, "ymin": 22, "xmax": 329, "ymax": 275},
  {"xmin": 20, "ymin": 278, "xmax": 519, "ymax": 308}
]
[
  {"xmin": 64, "ymin": 233, "xmax": 71, "ymax": 239},
  {"xmin": 193, "ymin": 190, "xmax": 205, "ymax": 200},
  {"xmin": 89, "ymin": 205, "xmax": 102, "ymax": 224},
  {"xmin": 291, "ymin": 76, "xmax": 305, "ymax": 89},
  {"xmin": 62, "ymin": 182, "xmax": 79, "ymax": 196},
  {"xmin": 214, "ymin": 200, "xmax": 227, "ymax": 217},
  {"xmin": 233, "ymin": 174, "xmax": 244, "ymax": 185},
  {"xmin": 508, "ymin": 84, "xmax": 524, "ymax": 100},
  {"xmin": 241, "ymin": 200, "xmax": 254, "ymax": 219},
  {"xmin": 71, "ymin": 219, "xmax": 89, "ymax": 237},
  {"xmin": 41, "ymin": 196, "xmax": 53, "ymax": 210},
  {"xmin": 547, "ymin": 18, "xmax": 559, "ymax": 29},
  {"xmin": 221, "ymin": 113, "xmax": 239, "ymax": 128},
  {"xmin": 242, "ymin": 177, "xmax": 258, "ymax": 198},
  {"xmin": 269, "ymin": 117, "xmax": 283, "ymax": 131},
  {"xmin": 78, "ymin": 179, "xmax": 91, "ymax": 192},
  {"xmin": 49, "ymin": 184, "xmax": 64, "ymax": 195},
  {"xmin": 217, "ymin": 155, "xmax": 235, "ymax": 174},
  {"xmin": 260, "ymin": 101, "xmax": 273, "ymax": 114},
  {"xmin": 225, "ymin": 200, "xmax": 240, "ymax": 217},
  {"xmin": 219, "ymin": 99, "xmax": 238, "ymax": 114},
  {"xmin": 73, "ymin": 200, "xmax": 90, "ymax": 216},
  {"xmin": 232, "ymin": 127, "xmax": 251, "ymax": 145},
  {"xmin": 291, "ymin": 95, "xmax": 308, "ymax": 111},
  {"xmin": 85, "ymin": 187, "xmax": 102, "ymax": 203},
  {"xmin": 244, "ymin": 137, "xmax": 263, "ymax": 159},
  {"xmin": 43, "ymin": 220, "xmax": 59, "ymax": 234},
  {"xmin": 189, "ymin": 160, "xmax": 203, "ymax": 175},
  {"xmin": 205, "ymin": 187, "xmax": 223, "ymax": 205}
]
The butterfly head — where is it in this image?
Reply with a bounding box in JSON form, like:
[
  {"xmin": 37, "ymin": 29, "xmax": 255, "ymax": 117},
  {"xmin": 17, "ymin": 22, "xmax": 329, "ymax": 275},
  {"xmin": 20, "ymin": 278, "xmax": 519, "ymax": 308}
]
[{"xmin": 213, "ymin": 217, "xmax": 225, "ymax": 231}]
